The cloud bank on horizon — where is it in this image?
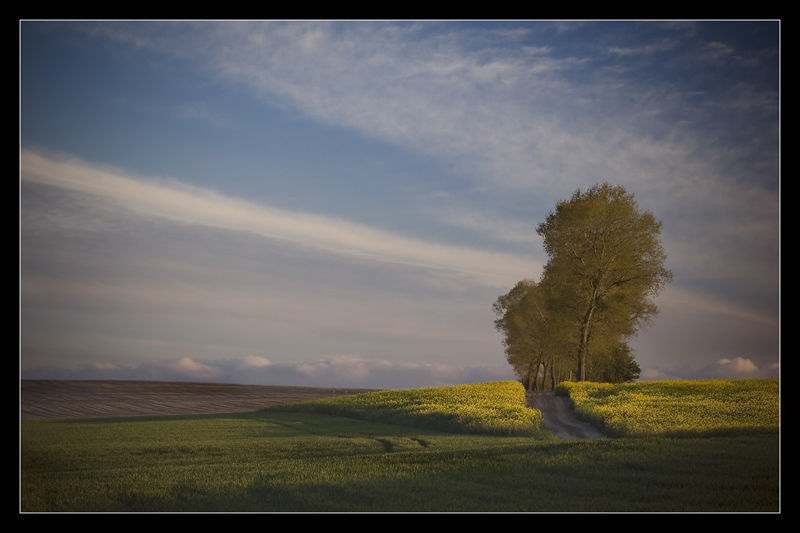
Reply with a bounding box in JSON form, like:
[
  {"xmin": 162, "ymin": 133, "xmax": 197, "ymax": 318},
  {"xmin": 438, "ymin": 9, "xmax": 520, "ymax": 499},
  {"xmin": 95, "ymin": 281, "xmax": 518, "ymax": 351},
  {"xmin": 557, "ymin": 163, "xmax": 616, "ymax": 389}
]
[{"xmin": 21, "ymin": 21, "xmax": 779, "ymax": 388}]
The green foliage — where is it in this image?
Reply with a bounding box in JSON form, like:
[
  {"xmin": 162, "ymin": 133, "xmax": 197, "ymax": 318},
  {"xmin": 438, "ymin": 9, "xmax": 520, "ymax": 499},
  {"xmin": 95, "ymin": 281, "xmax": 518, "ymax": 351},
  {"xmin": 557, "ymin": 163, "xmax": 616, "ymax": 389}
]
[
  {"xmin": 589, "ymin": 342, "xmax": 641, "ymax": 383},
  {"xmin": 21, "ymin": 408, "xmax": 779, "ymax": 512},
  {"xmin": 266, "ymin": 381, "xmax": 543, "ymax": 436},
  {"xmin": 556, "ymin": 378, "xmax": 779, "ymax": 438},
  {"xmin": 496, "ymin": 183, "xmax": 673, "ymax": 383},
  {"xmin": 493, "ymin": 280, "xmax": 576, "ymax": 390},
  {"xmin": 537, "ymin": 184, "xmax": 672, "ymax": 381}
]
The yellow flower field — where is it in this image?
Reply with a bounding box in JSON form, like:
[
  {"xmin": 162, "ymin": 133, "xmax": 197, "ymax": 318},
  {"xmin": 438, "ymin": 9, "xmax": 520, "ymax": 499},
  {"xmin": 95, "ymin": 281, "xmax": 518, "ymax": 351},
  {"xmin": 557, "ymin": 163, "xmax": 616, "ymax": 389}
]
[
  {"xmin": 556, "ymin": 379, "xmax": 779, "ymax": 437},
  {"xmin": 268, "ymin": 380, "xmax": 543, "ymax": 436}
]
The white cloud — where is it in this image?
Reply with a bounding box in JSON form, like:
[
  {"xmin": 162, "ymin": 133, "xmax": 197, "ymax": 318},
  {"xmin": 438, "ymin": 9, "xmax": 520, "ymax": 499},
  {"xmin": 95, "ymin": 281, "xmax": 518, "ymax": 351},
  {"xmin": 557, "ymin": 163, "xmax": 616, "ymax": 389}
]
[
  {"xmin": 639, "ymin": 368, "xmax": 681, "ymax": 381},
  {"xmin": 162, "ymin": 357, "xmax": 222, "ymax": 379},
  {"xmin": 21, "ymin": 22, "xmax": 778, "ymax": 390},
  {"xmin": 640, "ymin": 358, "xmax": 779, "ymax": 381},
  {"xmin": 239, "ymin": 356, "xmax": 272, "ymax": 368},
  {"xmin": 438, "ymin": 210, "xmax": 543, "ymax": 247},
  {"xmin": 71, "ymin": 23, "xmax": 778, "ymax": 281},
  {"xmin": 717, "ymin": 357, "xmax": 758, "ymax": 372},
  {"xmin": 21, "ymin": 355, "xmax": 517, "ymax": 390},
  {"xmin": 73, "ymin": 23, "xmax": 643, "ymax": 192},
  {"xmin": 21, "ymin": 149, "xmax": 541, "ymax": 289}
]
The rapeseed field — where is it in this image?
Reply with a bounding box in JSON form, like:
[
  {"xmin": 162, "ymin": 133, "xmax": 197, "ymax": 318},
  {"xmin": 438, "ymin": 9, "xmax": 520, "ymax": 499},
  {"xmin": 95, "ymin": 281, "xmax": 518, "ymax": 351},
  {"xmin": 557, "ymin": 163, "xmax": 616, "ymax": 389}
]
[
  {"xmin": 557, "ymin": 378, "xmax": 779, "ymax": 438},
  {"xmin": 267, "ymin": 380, "xmax": 543, "ymax": 436}
]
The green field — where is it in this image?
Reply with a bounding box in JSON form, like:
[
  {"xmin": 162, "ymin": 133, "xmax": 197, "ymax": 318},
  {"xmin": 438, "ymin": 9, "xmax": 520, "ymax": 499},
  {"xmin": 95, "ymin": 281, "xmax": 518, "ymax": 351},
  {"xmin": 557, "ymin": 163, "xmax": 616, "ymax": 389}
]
[{"xmin": 21, "ymin": 380, "xmax": 780, "ymax": 512}]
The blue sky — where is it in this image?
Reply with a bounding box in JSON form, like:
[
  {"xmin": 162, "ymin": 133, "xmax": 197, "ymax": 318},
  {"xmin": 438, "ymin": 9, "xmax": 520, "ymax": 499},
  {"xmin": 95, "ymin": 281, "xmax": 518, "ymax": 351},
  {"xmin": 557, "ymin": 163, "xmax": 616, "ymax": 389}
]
[{"xmin": 20, "ymin": 21, "xmax": 780, "ymax": 389}]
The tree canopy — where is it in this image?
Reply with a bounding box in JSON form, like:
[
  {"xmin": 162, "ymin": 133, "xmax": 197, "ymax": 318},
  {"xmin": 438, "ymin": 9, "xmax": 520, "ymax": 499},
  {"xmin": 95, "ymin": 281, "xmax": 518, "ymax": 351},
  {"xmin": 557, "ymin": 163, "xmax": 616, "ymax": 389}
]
[
  {"xmin": 493, "ymin": 279, "xmax": 575, "ymax": 390},
  {"xmin": 495, "ymin": 183, "xmax": 672, "ymax": 385}
]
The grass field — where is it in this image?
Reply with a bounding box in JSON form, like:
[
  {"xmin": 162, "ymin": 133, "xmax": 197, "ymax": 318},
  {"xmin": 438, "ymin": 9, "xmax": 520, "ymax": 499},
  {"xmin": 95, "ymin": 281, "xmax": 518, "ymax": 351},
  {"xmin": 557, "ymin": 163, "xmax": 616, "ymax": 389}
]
[{"xmin": 20, "ymin": 379, "xmax": 780, "ymax": 512}]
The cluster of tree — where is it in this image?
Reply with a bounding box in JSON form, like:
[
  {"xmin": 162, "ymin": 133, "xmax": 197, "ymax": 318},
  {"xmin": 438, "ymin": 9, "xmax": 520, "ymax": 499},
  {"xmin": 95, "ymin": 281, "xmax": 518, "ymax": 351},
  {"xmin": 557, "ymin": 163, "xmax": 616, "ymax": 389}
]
[{"xmin": 494, "ymin": 183, "xmax": 672, "ymax": 390}]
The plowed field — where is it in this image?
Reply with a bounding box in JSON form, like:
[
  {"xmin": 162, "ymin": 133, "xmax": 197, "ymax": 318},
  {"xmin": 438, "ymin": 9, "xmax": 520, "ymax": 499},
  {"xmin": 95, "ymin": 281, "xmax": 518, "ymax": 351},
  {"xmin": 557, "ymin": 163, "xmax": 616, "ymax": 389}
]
[{"xmin": 20, "ymin": 380, "xmax": 379, "ymax": 419}]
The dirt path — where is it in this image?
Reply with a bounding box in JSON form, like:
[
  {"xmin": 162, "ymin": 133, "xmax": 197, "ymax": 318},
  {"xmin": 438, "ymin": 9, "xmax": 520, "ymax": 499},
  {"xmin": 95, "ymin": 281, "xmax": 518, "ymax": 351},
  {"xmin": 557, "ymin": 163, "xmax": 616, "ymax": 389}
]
[{"xmin": 527, "ymin": 391, "xmax": 606, "ymax": 439}]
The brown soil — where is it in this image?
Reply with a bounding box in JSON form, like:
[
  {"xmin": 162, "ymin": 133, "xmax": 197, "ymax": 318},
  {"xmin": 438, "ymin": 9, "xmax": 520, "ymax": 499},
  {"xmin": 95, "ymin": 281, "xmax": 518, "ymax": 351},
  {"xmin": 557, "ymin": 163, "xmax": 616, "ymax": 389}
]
[
  {"xmin": 526, "ymin": 391, "xmax": 606, "ymax": 439},
  {"xmin": 20, "ymin": 380, "xmax": 380, "ymax": 419}
]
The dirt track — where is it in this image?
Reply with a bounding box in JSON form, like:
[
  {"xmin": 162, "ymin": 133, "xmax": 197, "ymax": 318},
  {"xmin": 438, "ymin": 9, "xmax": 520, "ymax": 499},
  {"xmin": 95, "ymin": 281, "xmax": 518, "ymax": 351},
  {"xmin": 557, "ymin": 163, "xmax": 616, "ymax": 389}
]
[
  {"xmin": 20, "ymin": 380, "xmax": 379, "ymax": 419},
  {"xmin": 526, "ymin": 391, "xmax": 606, "ymax": 439}
]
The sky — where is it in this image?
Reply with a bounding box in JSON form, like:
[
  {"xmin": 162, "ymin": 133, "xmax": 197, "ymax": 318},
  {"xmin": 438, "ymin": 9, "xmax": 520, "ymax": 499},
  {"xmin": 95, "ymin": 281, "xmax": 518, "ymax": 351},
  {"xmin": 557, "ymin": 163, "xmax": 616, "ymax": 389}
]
[{"xmin": 20, "ymin": 21, "xmax": 780, "ymax": 389}]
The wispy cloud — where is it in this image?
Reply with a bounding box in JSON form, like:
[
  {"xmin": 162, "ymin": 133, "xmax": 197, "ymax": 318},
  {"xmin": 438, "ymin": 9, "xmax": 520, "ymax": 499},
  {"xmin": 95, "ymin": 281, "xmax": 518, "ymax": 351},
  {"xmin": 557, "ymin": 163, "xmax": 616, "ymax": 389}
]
[
  {"xmin": 73, "ymin": 23, "xmax": 637, "ymax": 191},
  {"xmin": 74, "ymin": 22, "xmax": 778, "ymax": 247},
  {"xmin": 608, "ymin": 38, "xmax": 679, "ymax": 56},
  {"xmin": 21, "ymin": 148, "xmax": 522, "ymax": 375},
  {"xmin": 22, "ymin": 149, "xmax": 541, "ymax": 288},
  {"xmin": 21, "ymin": 22, "xmax": 779, "ymax": 386}
]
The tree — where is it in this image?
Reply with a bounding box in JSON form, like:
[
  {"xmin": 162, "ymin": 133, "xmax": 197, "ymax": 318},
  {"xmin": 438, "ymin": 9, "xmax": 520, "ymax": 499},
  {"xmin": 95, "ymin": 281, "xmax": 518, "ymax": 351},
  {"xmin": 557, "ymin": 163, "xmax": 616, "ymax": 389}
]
[
  {"xmin": 493, "ymin": 278, "xmax": 575, "ymax": 391},
  {"xmin": 590, "ymin": 342, "xmax": 641, "ymax": 383},
  {"xmin": 536, "ymin": 183, "xmax": 672, "ymax": 381},
  {"xmin": 493, "ymin": 280, "xmax": 542, "ymax": 391}
]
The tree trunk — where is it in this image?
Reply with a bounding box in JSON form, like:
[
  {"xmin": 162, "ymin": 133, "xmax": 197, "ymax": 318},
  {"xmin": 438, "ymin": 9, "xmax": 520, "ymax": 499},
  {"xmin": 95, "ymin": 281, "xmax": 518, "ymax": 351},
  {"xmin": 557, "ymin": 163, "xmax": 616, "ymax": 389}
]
[
  {"xmin": 526, "ymin": 360, "xmax": 537, "ymax": 392},
  {"xmin": 539, "ymin": 361, "xmax": 548, "ymax": 391},
  {"xmin": 577, "ymin": 303, "xmax": 596, "ymax": 381},
  {"xmin": 577, "ymin": 341, "xmax": 588, "ymax": 382}
]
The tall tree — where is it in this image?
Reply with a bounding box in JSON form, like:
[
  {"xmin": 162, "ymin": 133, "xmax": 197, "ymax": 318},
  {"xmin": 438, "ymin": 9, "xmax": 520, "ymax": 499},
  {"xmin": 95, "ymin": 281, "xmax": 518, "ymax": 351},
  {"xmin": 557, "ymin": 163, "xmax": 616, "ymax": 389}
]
[
  {"xmin": 536, "ymin": 183, "xmax": 672, "ymax": 381},
  {"xmin": 493, "ymin": 280, "xmax": 541, "ymax": 390},
  {"xmin": 493, "ymin": 278, "xmax": 574, "ymax": 390}
]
